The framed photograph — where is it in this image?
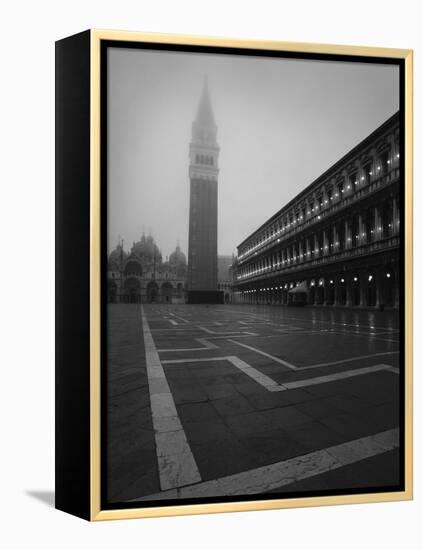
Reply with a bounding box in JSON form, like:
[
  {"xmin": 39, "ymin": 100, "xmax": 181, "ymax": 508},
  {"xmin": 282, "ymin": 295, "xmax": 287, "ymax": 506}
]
[{"xmin": 55, "ymin": 30, "xmax": 413, "ymax": 521}]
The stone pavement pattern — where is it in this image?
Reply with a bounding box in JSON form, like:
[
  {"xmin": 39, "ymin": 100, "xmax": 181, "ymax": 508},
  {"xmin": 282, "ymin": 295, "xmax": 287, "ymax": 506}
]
[{"xmin": 107, "ymin": 304, "xmax": 401, "ymax": 503}]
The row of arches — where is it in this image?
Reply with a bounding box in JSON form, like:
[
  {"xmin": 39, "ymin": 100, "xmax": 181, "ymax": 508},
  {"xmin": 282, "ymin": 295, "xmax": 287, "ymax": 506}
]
[
  {"xmin": 237, "ymin": 196, "xmax": 400, "ymax": 282},
  {"xmin": 235, "ymin": 265, "xmax": 399, "ymax": 309},
  {"xmin": 108, "ymin": 279, "xmax": 185, "ymax": 304},
  {"xmin": 195, "ymin": 153, "xmax": 214, "ymax": 166}
]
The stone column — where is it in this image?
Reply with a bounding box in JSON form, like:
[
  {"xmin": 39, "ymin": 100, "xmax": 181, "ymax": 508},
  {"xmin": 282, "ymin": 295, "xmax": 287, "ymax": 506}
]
[
  {"xmin": 309, "ymin": 283, "xmax": 315, "ymax": 305},
  {"xmin": 393, "ymin": 264, "xmax": 400, "ymax": 309},
  {"xmin": 334, "ymin": 278, "xmax": 342, "ymax": 306},
  {"xmin": 359, "ymin": 269, "xmax": 368, "ymax": 307},
  {"xmin": 332, "ymin": 225, "xmax": 339, "ymax": 253},
  {"xmin": 327, "ymin": 279, "xmax": 335, "ymax": 306},
  {"xmin": 358, "ymin": 215, "xmax": 365, "ymax": 246},
  {"xmin": 374, "ymin": 207, "xmax": 381, "ymax": 241},
  {"xmin": 323, "ymin": 230, "xmax": 329, "ymax": 255},
  {"xmin": 322, "ymin": 277, "xmax": 328, "ymax": 306},
  {"xmin": 392, "ymin": 197, "xmax": 400, "ymax": 236},
  {"xmin": 314, "ymin": 234, "xmax": 319, "ymax": 258},
  {"xmin": 345, "ymin": 274, "xmax": 353, "ymax": 307},
  {"xmin": 345, "ymin": 219, "xmax": 351, "ymax": 249},
  {"xmin": 322, "ymin": 280, "xmax": 329, "ymax": 306},
  {"xmin": 375, "ymin": 267, "xmax": 384, "ymax": 308}
]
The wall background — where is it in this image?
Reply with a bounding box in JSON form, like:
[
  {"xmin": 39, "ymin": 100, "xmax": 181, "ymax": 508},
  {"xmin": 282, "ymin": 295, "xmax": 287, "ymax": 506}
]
[{"xmin": 0, "ymin": 1, "xmax": 420, "ymax": 548}]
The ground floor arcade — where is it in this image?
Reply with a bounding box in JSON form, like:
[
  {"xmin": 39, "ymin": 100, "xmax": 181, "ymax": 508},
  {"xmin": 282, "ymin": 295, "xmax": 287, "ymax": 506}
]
[
  {"xmin": 234, "ymin": 261, "xmax": 399, "ymax": 309},
  {"xmin": 108, "ymin": 277, "xmax": 186, "ymax": 304}
]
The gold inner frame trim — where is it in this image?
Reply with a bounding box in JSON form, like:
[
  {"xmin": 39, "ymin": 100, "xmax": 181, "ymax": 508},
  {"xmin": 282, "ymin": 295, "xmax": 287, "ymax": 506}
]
[{"xmin": 89, "ymin": 29, "xmax": 413, "ymax": 521}]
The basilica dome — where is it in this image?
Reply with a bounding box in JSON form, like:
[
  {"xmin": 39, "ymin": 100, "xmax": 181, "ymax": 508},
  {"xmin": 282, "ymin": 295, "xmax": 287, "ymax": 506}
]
[
  {"xmin": 169, "ymin": 244, "xmax": 187, "ymax": 276},
  {"xmin": 169, "ymin": 244, "xmax": 186, "ymax": 266},
  {"xmin": 131, "ymin": 234, "xmax": 162, "ymax": 264},
  {"xmin": 108, "ymin": 243, "xmax": 127, "ymax": 271}
]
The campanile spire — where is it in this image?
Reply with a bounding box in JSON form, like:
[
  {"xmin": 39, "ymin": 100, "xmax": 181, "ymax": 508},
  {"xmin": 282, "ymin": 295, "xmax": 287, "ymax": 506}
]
[{"xmin": 187, "ymin": 79, "xmax": 220, "ymax": 301}]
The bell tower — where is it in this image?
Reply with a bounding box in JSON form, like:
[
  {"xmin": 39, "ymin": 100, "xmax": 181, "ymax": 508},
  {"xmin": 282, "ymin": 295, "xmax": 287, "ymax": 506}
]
[{"xmin": 187, "ymin": 78, "xmax": 221, "ymax": 302}]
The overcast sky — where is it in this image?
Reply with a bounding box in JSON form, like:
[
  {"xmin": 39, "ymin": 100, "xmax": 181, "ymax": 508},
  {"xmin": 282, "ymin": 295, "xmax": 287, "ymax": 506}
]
[{"xmin": 107, "ymin": 47, "xmax": 398, "ymax": 258}]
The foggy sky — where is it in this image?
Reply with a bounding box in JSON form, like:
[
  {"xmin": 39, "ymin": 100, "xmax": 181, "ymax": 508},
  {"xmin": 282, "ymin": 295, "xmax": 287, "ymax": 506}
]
[{"xmin": 107, "ymin": 48, "xmax": 399, "ymax": 259}]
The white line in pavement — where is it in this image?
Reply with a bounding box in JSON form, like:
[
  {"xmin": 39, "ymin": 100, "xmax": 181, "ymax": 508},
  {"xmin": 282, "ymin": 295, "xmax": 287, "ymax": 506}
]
[
  {"xmin": 157, "ymin": 338, "xmax": 218, "ymax": 353},
  {"xmin": 169, "ymin": 319, "xmax": 178, "ymax": 326},
  {"xmin": 199, "ymin": 326, "xmax": 257, "ymax": 336},
  {"xmin": 228, "ymin": 339, "xmax": 399, "ymax": 371},
  {"xmin": 275, "ymin": 326, "xmax": 304, "ymax": 332},
  {"xmin": 169, "ymin": 313, "xmax": 190, "ymax": 323},
  {"xmin": 130, "ymin": 428, "xmax": 399, "ymax": 501},
  {"xmin": 227, "ymin": 339, "xmax": 298, "ymax": 370},
  {"xmin": 300, "ymin": 351, "xmax": 400, "ymax": 370},
  {"xmin": 141, "ymin": 305, "xmax": 201, "ymax": 491},
  {"xmin": 269, "ymin": 364, "xmax": 399, "ymax": 392},
  {"xmin": 151, "ymin": 328, "xmax": 202, "ymax": 332},
  {"xmin": 162, "ymin": 355, "xmax": 398, "ymax": 392},
  {"xmin": 162, "ymin": 356, "xmax": 230, "ymax": 364},
  {"xmin": 160, "ymin": 355, "xmax": 281, "ymax": 393},
  {"xmin": 227, "ymin": 356, "xmax": 281, "ymax": 390},
  {"xmin": 256, "ymin": 329, "xmax": 400, "ymax": 345}
]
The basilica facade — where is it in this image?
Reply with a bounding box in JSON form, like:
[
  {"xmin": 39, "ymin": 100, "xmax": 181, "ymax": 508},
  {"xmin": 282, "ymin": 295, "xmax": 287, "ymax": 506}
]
[
  {"xmin": 233, "ymin": 112, "xmax": 401, "ymax": 309},
  {"xmin": 107, "ymin": 234, "xmax": 187, "ymax": 303}
]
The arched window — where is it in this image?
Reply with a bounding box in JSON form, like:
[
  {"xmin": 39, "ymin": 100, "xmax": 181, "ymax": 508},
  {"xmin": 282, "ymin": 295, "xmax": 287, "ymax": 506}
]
[
  {"xmin": 338, "ymin": 221, "xmax": 345, "ymax": 250},
  {"xmin": 378, "ymin": 150, "xmax": 390, "ymax": 176},
  {"xmin": 124, "ymin": 260, "xmax": 142, "ymax": 276},
  {"xmin": 363, "ymin": 162, "xmax": 372, "ymax": 184},
  {"xmin": 351, "ymin": 215, "xmax": 359, "ymax": 247},
  {"xmin": 349, "ymin": 172, "xmax": 357, "ymax": 191}
]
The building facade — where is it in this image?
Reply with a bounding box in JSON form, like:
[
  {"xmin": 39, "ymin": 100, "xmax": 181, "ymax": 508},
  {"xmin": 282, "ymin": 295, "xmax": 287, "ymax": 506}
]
[
  {"xmin": 218, "ymin": 255, "xmax": 234, "ymax": 303},
  {"xmin": 107, "ymin": 235, "xmax": 187, "ymax": 304},
  {"xmin": 234, "ymin": 113, "xmax": 401, "ymax": 309},
  {"xmin": 187, "ymin": 79, "xmax": 220, "ymax": 297}
]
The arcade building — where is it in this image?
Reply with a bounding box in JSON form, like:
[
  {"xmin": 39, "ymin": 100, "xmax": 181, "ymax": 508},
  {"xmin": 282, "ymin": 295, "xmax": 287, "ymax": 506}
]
[
  {"xmin": 107, "ymin": 234, "xmax": 187, "ymax": 303},
  {"xmin": 233, "ymin": 112, "xmax": 401, "ymax": 309}
]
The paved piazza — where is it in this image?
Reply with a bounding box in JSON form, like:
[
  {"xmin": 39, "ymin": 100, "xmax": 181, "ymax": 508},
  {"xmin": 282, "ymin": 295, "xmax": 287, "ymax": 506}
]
[{"xmin": 107, "ymin": 304, "xmax": 401, "ymax": 503}]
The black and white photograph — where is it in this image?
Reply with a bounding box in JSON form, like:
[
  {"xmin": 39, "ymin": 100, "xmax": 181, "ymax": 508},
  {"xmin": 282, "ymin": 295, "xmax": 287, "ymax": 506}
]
[{"xmin": 103, "ymin": 43, "xmax": 404, "ymax": 508}]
